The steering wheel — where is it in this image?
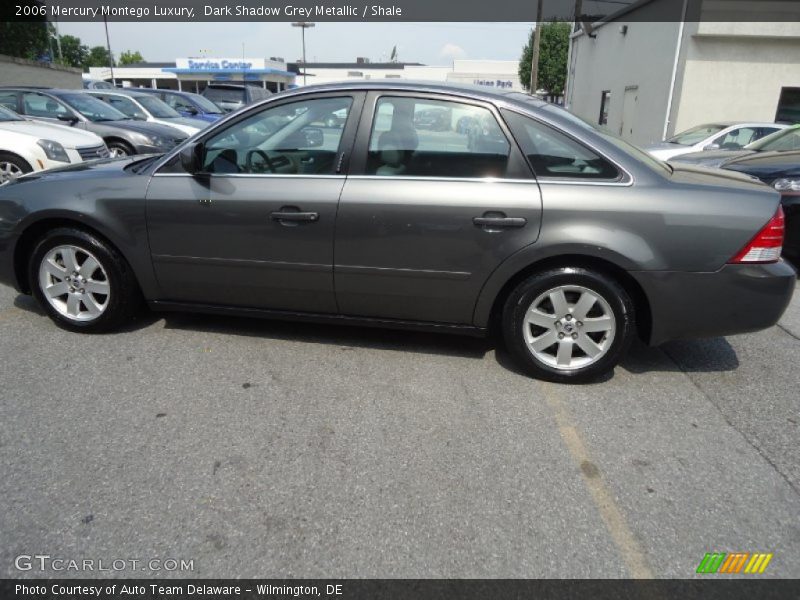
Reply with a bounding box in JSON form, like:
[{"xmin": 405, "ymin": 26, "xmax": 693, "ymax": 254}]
[{"xmin": 245, "ymin": 149, "xmax": 275, "ymax": 174}]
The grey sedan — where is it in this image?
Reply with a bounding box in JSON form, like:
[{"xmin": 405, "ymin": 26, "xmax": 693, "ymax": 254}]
[{"xmin": 0, "ymin": 82, "xmax": 795, "ymax": 383}]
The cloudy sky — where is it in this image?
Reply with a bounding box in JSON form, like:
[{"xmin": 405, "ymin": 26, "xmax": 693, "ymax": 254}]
[{"xmin": 57, "ymin": 21, "xmax": 534, "ymax": 65}]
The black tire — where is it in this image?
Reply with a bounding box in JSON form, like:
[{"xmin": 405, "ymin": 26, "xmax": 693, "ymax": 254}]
[
  {"xmin": 0, "ymin": 152, "xmax": 33, "ymax": 184},
  {"xmin": 28, "ymin": 228, "xmax": 142, "ymax": 333},
  {"xmin": 502, "ymin": 267, "xmax": 635, "ymax": 383},
  {"xmin": 106, "ymin": 140, "xmax": 134, "ymax": 157}
]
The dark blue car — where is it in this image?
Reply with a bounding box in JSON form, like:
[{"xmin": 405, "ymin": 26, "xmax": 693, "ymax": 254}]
[{"xmin": 135, "ymin": 89, "xmax": 224, "ymax": 123}]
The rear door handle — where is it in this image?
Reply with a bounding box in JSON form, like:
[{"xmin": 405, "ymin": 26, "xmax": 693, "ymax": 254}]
[
  {"xmin": 270, "ymin": 211, "xmax": 319, "ymax": 222},
  {"xmin": 473, "ymin": 216, "xmax": 527, "ymax": 228}
]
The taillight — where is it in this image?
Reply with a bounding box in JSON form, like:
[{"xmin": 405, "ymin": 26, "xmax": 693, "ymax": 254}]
[{"xmin": 728, "ymin": 206, "xmax": 784, "ymax": 264}]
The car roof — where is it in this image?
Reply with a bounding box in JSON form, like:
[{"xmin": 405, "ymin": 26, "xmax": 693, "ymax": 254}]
[{"xmin": 83, "ymin": 88, "xmax": 151, "ymax": 98}]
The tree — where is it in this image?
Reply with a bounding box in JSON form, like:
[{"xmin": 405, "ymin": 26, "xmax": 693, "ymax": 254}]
[
  {"xmin": 0, "ymin": 21, "xmax": 51, "ymax": 61},
  {"xmin": 84, "ymin": 46, "xmax": 114, "ymax": 68},
  {"xmin": 119, "ymin": 50, "xmax": 144, "ymax": 65},
  {"xmin": 518, "ymin": 21, "xmax": 570, "ymax": 96},
  {"xmin": 57, "ymin": 35, "xmax": 88, "ymax": 69}
]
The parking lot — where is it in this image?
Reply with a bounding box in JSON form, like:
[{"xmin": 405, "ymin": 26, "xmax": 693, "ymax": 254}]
[{"xmin": 1, "ymin": 276, "xmax": 799, "ymax": 579}]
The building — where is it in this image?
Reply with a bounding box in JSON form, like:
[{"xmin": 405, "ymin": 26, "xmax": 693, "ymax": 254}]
[
  {"xmin": 565, "ymin": 0, "xmax": 800, "ymax": 145},
  {"xmin": 88, "ymin": 58, "xmax": 523, "ymax": 94}
]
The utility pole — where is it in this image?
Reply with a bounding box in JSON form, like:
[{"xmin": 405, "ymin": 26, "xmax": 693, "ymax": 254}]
[
  {"xmin": 529, "ymin": 0, "xmax": 544, "ymax": 96},
  {"xmin": 53, "ymin": 17, "xmax": 63, "ymax": 62},
  {"xmin": 103, "ymin": 16, "xmax": 116, "ymax": 87},
  {"xmin": 292, "ymin": 21, "xmax": 315, "ymax": 85}
]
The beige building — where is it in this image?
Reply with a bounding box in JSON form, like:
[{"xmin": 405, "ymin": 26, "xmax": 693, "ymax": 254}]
[{"xmin": 565, "ymin": 0, "xmax": 800, "ymax": 145}]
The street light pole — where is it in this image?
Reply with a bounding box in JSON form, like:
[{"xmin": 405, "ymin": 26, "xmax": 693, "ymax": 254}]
[
  {"xmin": 291, "ymin": 21, "xmax": 315, "ymax": 85},
  {"xmin": 529, "ymin": 0, "xmax": 543, "ymax": 96},
  {"xmin": 103, "ymin": 15, "xmax": 116, "ymax": 87}
]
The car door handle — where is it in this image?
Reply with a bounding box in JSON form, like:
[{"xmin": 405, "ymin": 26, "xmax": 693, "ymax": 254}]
[
  {"xmin": 270, "ymin": 211, "xmax": 319, "ymax": 222},
  {"xmin": 472, "ymin": 216, "xmax": 527, "ymax": 228}
]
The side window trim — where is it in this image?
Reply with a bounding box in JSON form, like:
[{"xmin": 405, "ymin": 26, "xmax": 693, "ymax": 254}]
[{"xmin": 349, "ymin": 90, "xmax": 532, "ymax": 180}]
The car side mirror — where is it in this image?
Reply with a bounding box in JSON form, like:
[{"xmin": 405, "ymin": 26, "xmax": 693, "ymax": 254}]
[
  {"xmin": 186, "ymin": 107, "xmax": 199, "ymax": 116},
  {"xmin": 57, "ymin": 114, "xmax": 79, "ymax": 125},
  {"xmin": 703, "ymin": 143, "xmax": 720, "ymax": 151},
  {"xmin": 179, "ymin": 141, "xmax": 204, "ymax": 174},
  {"xmin": 302, "ymin": 127, "xmax": 324, "ymax": 148}
]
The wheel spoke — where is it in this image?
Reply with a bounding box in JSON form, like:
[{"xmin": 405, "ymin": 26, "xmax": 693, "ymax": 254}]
[
  {"xmin": 556, "ymin": 340, "xmax": 574, "ymax": 366},
  {"xmin": 572, "ymin": 291, "xmax": 597, "ymax": 320},
  {"xmin": 79, "ymin": 256, "xmax": 99, "ymax": 278},
  {"xmin": 43, "ymin": 259, "xmax": 67, "ymax": 280},
  {"xmin": 549, "ymin": 289, "xmax": 569, "ymax": 317},
  {"xmin": 45, "ymin": 281, "xmax": 70, "ymax": 298},
  {"xmin": 82, "ymin": 295, "xmax": 103, "ymax": 316},
  {"xmin": 531, "ymin": 329, "xmax": 558, "ymax": 352},
  {"xmin": 60, "ymin": 247, "xmax": 79, "ymax": 272},
  {"xmin": 576, "ymin": 335, "xmax": 602, "ymax": 358},
  {"xmin": 84, "ymin": 280, "xmax": 110, "ymax": 294},
  {"xmin": 66, "ymin": 294, "xmax": 81, "ymax": 316},
  {"xmin": 582, "ymin": 316, "xmax": 614, "ymax": 333},
  {"xmin": 525, "ymin": 307, "xmax": 555, "ymax": 329}
]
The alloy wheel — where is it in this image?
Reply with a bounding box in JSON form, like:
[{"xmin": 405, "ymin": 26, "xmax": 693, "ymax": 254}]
[
  {"xmin": 0, "ymin": 161, "xmax": 24, "ymax": 184},
  {"xmin": 522, "ymin": 284, "xmax": 616, "ymax": 370},
  {"xmin": 38, "ymin": 245, "xmax": 111, "ymax": 322}
]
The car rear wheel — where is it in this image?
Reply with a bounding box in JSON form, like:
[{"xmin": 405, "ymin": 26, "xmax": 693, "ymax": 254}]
[
  {"xmin": 29, "ymin": 228, "xmax": 141, "ymax": 332},
  {"xmin": 0, "ymin": 153, "xmax": 32, "ymax": 184},
  {"xmin": 502, "ymin": 267, "xmax": 635, "ymax": 383}
]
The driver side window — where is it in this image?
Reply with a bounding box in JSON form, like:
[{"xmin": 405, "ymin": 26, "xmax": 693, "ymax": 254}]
[{"xmin": 202, "ymin": 97, "xmax": 353, "ymax": 176}]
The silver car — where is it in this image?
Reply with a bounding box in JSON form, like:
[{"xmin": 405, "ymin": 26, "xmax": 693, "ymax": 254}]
[
  {"xmin": 0, "ymin": 82, "xmax": 794, "ymax": 383},
  {"xmin": 644, "ymin": 122, "xmax": 787, "ymax": 161}
]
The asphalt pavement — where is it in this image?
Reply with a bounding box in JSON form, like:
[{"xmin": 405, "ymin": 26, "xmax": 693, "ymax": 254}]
[{"xmin": 1, "ymin": 277, "xmax": 798, "ymax": 578}]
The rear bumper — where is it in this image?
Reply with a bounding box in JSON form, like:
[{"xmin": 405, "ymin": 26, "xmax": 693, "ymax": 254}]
[{"xmin": 632, "ymin": 261, "xmax": 797, "ymax": 346}]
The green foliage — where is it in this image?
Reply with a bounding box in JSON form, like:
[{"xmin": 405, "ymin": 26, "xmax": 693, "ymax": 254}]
[
  {"xmin": 84, "ymin": 46, "xmax": 114, "ymax": 68},
  {"xmin": 57, "ymin": 35, "xmax": 88, "ymax": 69},
  {"xmin": 0, "ymin": 21, "xmax": 51, "ymax": 61},
  {"xmin": 119, "ymin": 50, "xmax": 144, "ymax": 65},
  {"xmin": 518, "ymin": 21, "xmax": 571, "ymax": 95}
]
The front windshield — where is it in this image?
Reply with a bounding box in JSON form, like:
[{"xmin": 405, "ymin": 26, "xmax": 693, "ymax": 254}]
[
  {"xmin": 61, "ymin": 93, "xmax": 127, "ymax": 122},
  {"xmin": 541, "ymin": 103, "xmax": 672, "ymax": 175},
  {"xmin": 666, "ymin": 124, "xmax": 728, "ymax": 146},
  {"xmin": 136, "ymin": 95, "xmax": 181, "ymax": 118},
  {"xmin": 186, "ymin": 93, "xmax": 223, "ymax": 113},
  {"xmin": 0, "ymin": 105, "xmax": 23, "ymax": 121},
  {"xmin": 747, "ymin": 126, "xmax": 800, "ymax": 152}
]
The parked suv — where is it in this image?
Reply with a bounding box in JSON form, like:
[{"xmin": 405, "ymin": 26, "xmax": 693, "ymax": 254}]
[
  {"xmin": 202, "ymin": 84, "xmax": 271, "ymax": 113},
  {"xmin": 0, "ymin": 88, "xmax": 187, "ymax": 157}
]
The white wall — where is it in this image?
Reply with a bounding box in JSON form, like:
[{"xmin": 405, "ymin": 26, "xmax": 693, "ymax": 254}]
[{"xmin": 673, "ymin": 22, "xmax": 800, "ymax": 131}]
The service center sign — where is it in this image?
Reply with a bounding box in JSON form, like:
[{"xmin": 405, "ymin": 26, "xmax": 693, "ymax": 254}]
[{"xmin": 177, "ymin": 58, "xmax": 264, "ymax": 71}]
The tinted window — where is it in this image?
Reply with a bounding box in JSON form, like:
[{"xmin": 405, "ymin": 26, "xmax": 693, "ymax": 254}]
[
  {"xmin": 202, "ymin": 96, "xmax": 352, "ymax": 175},
  {"xmin": 60, "ymin": 94, "xmax": 126, "ymax": 122},
  {"xmin": 203, "ymin": 87, "xmax": 244, "ymax": 103},
  {"xmin": 103, "ymin": 95, "xmax": 147, "ymax": 120},
  {"xmin": 22, "ymin": 93, "xmax": 70, "ymax": 118},
  {"xmin": 502, "ymin": 110, "xmax": 619, "ymax": 180},
  {"xmin": 136, "ymin": 95, "xmax": 180, "ymax": 118},
  {"xmin": 0, "ymin": 105, "xmax": 22, "ymax": 121},
  {"xmin": 0, "ymin": 91, "xmax": 18, "ymax": 111},
  {"xmin": 366, "ymin": 96, "xmax": 510, "ymax": 178}
]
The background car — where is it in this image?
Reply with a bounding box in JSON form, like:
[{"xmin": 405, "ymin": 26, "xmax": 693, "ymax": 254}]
[
  {"xmin": 0, "ymin": 104, "xmax": 108, "ymax": 184},
  {"xmin": 84, "ymin": 89, "xmax": 210, "ymax": 136},
  {"xmin": 671, "ymin": 124, "xmax": 800, "ymax": 168},
  {"xmin": 82, "ymin": 79, "xmax": 114, "ymax": 90},
  {"xmin": 643, "ymin": 122, "xmax": 787, "ymax": 161},
  {"xmin": 0, "ymin": 81, "xmax": 794, "ymax": 385},
  {"xmin": 0, "ymin": 88, "xmax": 187, "ymax": 157},
  {"xmin": 201, "ymin": 83, "xmax": 271, "ymax": 113},
  {"xmin": 721, "ymin": 149, "xmax": 800, "ymax": 265},
  {"xmin": 135, "ymin": 89, "xmax": 225, "ymax": 123}
]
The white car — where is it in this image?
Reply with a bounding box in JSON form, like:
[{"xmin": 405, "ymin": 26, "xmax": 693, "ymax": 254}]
[
  {"xmin": 643, "ymin": 122, "xmax": 788, "ymax": 161},
  {"xmin": 0, "ymin": 105, "xmax": 109, "ymax": 184},
  {"xmin": 84, "ymin": 90, "xmax": 209, "ymax": 136}
]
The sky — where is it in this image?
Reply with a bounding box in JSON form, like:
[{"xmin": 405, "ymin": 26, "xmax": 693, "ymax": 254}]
[{"xmin": 56, "ymin": 21, "xmax": 534, "ymax": 66}]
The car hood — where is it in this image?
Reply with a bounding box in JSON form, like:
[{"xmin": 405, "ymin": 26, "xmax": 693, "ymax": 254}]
[
  {"xmin": 102, "ymin": 119, "xmax": 186, "ymax": 139},
  {"xmin": 163, "ymin": 116, "xmax": 209, "ymax": 130},
  {"xmin": 6, "ymin": 154, "xmax": 156, "ymax": 188},
  {"xmin": 0, "ymin": 119, "xmax": 103, "ymax": 147},
  {"xmin": 669, "ymin": 149, "xmax": 754, "ymax": 167},
  {"xmin": 721, "ymin": 150, "xmax": 800, "ymax": 183}
]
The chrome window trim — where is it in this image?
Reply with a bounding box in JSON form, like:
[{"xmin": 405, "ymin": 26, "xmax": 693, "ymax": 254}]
[
  {"xmin": 151, "ymin": 172, "xmax": 346, "ymax": 180},
  {"xmin": 346, "ymin": 175, "xmax": 632, "ymax": 187}
]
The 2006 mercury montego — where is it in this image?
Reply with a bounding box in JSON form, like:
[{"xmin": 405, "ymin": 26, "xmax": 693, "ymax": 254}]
[{"xmin": 0, "ymin": 82, "xmax": 795, "ymax": 382}]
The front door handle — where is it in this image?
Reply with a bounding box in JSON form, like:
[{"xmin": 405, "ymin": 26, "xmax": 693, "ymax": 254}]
[
  {"xmin": 270, "ymin": 210, "xmax": 319, "ymax": 223},
  {"xmin": 473, "ymin": 216, "xmax": 527, "ymax": 228}
]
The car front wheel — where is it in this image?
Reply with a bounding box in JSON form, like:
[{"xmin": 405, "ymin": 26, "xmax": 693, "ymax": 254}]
[
  {"xmin": 502, "ymin": 267, "xmax": 635, "ymax": 383},
  {"xmin": 29, "ymin": 228, "xmax": 141, "ymax": 332}
]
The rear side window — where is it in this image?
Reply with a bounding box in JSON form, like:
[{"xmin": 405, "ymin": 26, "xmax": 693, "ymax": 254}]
[
  {"xmin": 502, "ymin": 110, "xmax": 619, "ymax": 180},
  {"xmin": 367, "ymin": 96, "xmax": 511, "ymax": 178}
]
